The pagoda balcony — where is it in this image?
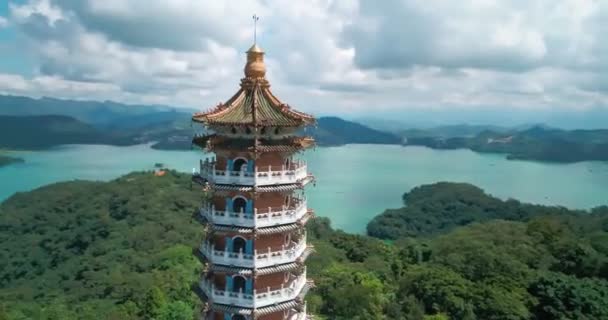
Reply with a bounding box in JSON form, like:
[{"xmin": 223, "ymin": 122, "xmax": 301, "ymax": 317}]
[
  {"xmin": 198, "ymin": 159, "xmax": 308, "ymax": 186},
  {"xmin": 200, "ymin": 197, "xmax": 308, "ymax": 228},
  {"xmin": 199, "ymin": 268, "xmax": 308, "ymax": 309},
  {"xmin": 199, "ymin": 233, "xmax": 308, "ymax": 269}
]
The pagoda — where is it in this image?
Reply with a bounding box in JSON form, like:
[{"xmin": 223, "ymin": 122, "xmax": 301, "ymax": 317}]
[{"xmin": 191, "ymin": 42, "xmax": 316, "ymax": 320}]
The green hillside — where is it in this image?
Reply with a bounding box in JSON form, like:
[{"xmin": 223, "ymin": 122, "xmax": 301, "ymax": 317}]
[
  {"xmin": 0, "ymin": 171, "xmax": 201, "ymax": 320},
  {"xmin": 367, "ymin": 182, "xmax": 605, "ymax": 239},
  {"xmin": 1, "ymin": 172, "xmax": 607, "ymax": 319},
  {"xmin": 311, "ymin": 117, "xmax": 402, "ymax": 146},
  {"xmin": 0, "ymin": 115, "xmax": 138, "ymax": 149}
]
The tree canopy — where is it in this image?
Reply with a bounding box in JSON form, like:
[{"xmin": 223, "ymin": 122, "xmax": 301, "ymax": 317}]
[{"xmin": 1, "ymin": 173, "xmax": 607, "ymax": 319}]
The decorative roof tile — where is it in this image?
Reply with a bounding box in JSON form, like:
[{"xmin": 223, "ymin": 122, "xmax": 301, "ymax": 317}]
[{"xmin": 192, "ymin": 174, "xmax": 315, "ymax": 192}]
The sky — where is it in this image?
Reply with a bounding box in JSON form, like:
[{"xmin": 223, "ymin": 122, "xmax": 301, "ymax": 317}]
[{"xmin": 0, "ymin": 0, "xmax": 606, "ymax": 126}]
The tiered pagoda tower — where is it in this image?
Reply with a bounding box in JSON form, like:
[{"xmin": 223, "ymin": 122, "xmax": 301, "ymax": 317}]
[{"xmin": 191, "ymin": 43, "xmax": 316, "ymax": 320}]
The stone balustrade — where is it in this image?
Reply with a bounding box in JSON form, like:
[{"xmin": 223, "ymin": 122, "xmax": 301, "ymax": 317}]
[
  {"xmin": 199, "ymin": 197, "xmax": 308, "ymax": 228},
  {"xmin": 199, "ymin": 269, "xmax": 307, "ymax": 308},
  {"xmin": 199, "ymin": 234, "xmax": 307, "ymax": 268}
]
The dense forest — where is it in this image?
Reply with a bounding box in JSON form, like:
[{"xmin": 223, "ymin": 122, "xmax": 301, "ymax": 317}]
[
  {"xmin": 366, "ymin": 182, "xmax": 605, "ymax": 239},
  {"xmin": 1, "ymin": 172, "xmax": 607, "ymax": 319},
  {"xmin": 404, "ymin": 126, "xmax": 608, "ymax": 163}
]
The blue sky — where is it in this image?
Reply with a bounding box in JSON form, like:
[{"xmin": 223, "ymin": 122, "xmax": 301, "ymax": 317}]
[{"xmin": 0, "ymin": 0, "xmax": 606, "ymax": 127}]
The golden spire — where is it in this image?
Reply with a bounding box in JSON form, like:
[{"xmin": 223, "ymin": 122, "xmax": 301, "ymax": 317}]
[{"xmin": 244, "ymin": 14, "xmax": 266, "ymax": 78}]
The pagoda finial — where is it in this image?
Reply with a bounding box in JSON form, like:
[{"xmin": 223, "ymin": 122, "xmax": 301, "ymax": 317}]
[
  {"xmin": 253, "ymin": 14, "xmax": 259, "ymax": 45},
  {"xmin": 245, "ymin": 14, "xmax": 266, "ymax": 78}
]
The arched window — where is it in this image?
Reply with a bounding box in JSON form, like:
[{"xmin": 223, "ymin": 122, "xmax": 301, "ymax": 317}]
[
  {"xmin": 232, "ymin": 276, "xmax": 247, "ymax": 293},
  {"xmin": 232, "ymin": 236, "xmax": 247, "ymax": 254},
  {"xmin": 233, "ymin": 197, "xmax": 247, "ymax": 213},
  {"xmin": 261, "ymin": 127, "xmax": 267, "ymax": 135},
  {"xmin": 233, "ymin": 158, "xmax": 247, "ymax": 171},
  {"xmin": 274, "ymin": 127, "xmax": 280, "ymax": 135},
  {"xmin": 231, "ymin": 127, "xmax": 237, "ymax": 134},
  {"xmin": 245, "ymin": 127, "xmax": 252, "ymax": 134},
  {"xmin": 232, "ymin": 315, "xmax": 246, "ymax": 320}
]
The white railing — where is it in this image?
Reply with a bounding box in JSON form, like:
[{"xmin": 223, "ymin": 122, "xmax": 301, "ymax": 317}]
[
  {"xmin": 199, "ymin": 198, "xmax": 308, "ymax": 228},
  {"xmin": 199, "ymin": 158, "xmax": 308, "ymax": 186},
  {"xmin": 200, "ymin": 269, "xmax": 307, "ymax": 308},
  {"xmin": 199, "ymin": 233, "xmax": 307, "ymax": 268}
]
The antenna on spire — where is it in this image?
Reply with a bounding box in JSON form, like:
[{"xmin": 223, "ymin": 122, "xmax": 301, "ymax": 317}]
[{"xmin": 252, "ymin": 14, "xmax": 260, "ymax": 44}]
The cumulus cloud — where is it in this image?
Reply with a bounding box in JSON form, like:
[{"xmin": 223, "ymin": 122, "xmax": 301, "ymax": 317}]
[
  {"xmin": 0, "ymin": 0, "xmax": 606, "ymax": 115},
  {"xmin": 345, "ymin": 0, "xmax": 605, "ymax": 72}
]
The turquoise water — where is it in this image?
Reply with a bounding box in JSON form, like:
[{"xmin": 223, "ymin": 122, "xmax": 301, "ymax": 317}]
[{"xmin": 1, "ymin": 144, "xmax": 607, "ymax": 233}]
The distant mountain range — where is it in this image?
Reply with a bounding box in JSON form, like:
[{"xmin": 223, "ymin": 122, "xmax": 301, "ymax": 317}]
[
  {"xmin": 0, "ymin": 94, "xmax": 193, "ymax": 128},
  {"xmin": 0, "ymin": 95, "xmax": 401, "ymax": 151},
  {"xmin": 310, "ymin": 117, "xmax": 401, "ymax": 146},
  {"xmin": 1, "ymin": 94, "xmax": 607, "ymax": 163},
  {"xmin": 398, "ymin": 124, "xmax": 511, "ymax": 138}
]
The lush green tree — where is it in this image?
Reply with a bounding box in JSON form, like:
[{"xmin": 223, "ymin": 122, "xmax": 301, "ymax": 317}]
[
  {"xmin": 529, "ymin": 272, "xmax": 608, "ymax": 320},
  {"xmin": 158, "ymin": 301, "xmax": 192, "ymax": 320},
  {"xmin": 0, "ymin": 171, "xmax": 202, "ymax": 319},
  {"xmin": 314, "ymin": 264, "xmax": 388, "ymax": 320},
  {"xmin": 368, "ymin": 182, "xmax": 587, "ymax": 240},
  {"xmin": 142, "ymin": 287, "xmax": 167, "ymax": 319},
  {"xmin": 398, "ymin": 265, "xmax": 475, "ymax": 319}
]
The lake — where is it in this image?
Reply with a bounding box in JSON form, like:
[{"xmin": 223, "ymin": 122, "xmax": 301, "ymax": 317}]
[{"xmin": 1, "ymin": 144, "xmax": 607, "ymax": 233}]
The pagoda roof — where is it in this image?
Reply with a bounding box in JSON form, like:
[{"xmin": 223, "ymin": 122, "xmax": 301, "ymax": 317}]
[
  {"xmin": 193, "ymin": 83, "xmax": 314, "ymax": 127},
  {"xmin": 192, "ymin": 134, "xmax": 315, "ymax": 153},
  {"xmin": 192, "ymin": 44, "xmax": 315, "ymax": 127}
]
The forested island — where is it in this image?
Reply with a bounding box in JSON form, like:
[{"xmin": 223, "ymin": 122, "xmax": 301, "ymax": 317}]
[
  {"xmin": 0, "ymin": 155, "xmax": 23, "ymax": 168},
  {"xmin": 1, "ymin": 172, "xmax": 607, "ymax": 319},
  {"xmin": 403, "ymin": 126, "xmax": 608, "ymax": 163}
]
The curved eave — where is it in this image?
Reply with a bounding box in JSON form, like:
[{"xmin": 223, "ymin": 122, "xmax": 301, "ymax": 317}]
[
  {"xmin": 208, "ymin": 261, "xmax": 304, "ymax": 276},
  {"xmin": 192, "ymin": 175, "xmax": 315, "ymax": 192},
  {"xmin": 210, "ymin": 223, "xmax": 299, "ymax": 235},
  {"xmin": 206, "ymin": 300, "xmax": 303, "ymax": 317},
  {"xmin": 191, "ymin": 135, "xmax": 315, "ymax": 153},
  {"xmin": 192, "ymin": 82, "xmax": 315, "ymax": 127}
]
